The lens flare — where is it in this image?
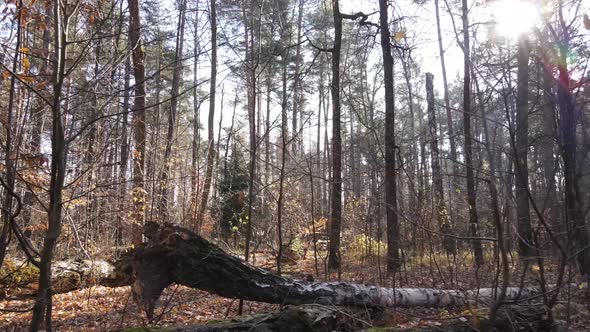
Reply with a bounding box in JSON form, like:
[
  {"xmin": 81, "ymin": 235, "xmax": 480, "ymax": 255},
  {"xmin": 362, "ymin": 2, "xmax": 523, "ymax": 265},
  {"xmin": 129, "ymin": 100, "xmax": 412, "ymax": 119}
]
[{"xmin": 492, "ymin": 0, "xmax": 539, "ymax": 39}]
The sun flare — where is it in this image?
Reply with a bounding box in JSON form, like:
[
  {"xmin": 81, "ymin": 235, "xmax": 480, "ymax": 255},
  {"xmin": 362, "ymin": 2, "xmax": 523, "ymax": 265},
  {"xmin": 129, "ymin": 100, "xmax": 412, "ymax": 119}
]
[{"xmin": 492, "ymin": 0, "xmax": 540, "ymax": 39}]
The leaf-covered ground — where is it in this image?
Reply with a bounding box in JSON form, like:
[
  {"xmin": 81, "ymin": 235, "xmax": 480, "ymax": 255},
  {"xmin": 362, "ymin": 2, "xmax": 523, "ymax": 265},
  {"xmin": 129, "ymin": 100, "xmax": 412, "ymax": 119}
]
[{"xmin": 1, "ymin": 286, "xmax": 278, "ymax": 331}]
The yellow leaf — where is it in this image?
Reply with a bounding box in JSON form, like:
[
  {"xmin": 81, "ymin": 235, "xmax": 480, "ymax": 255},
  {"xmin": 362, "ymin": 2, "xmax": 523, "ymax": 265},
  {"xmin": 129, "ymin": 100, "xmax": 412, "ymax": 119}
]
[
  {"xmin": 1, "ymin": 71, "xmax": 10, "ymax": 81},
  {"xmin": 20, "ymin": 47, "xmax": 30, "ymax": 54},
  {"xmin": 393, "ymin": 30, "xmax": 406, "ymax": 41},
  {"xmin": 22, "ymin": 57, "xmax": 30, "ymax": 72}
]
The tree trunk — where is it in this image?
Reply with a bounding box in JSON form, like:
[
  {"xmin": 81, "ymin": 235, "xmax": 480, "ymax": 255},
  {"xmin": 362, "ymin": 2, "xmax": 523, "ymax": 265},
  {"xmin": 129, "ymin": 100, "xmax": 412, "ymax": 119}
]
[
  {"xmin": 434, "ymin": 0, "xmax": 459, "ymax": 182},
  {"xmin": 426, "ymin": 73, "xmax": 455, "ymax": 255},
  {"xmin": 556, "ymin": 32, "xmax": 589, "ymax": 275},
  {"xmin": 539, "ymin": 66, "xmax": 560, "ymax": 247},
  {"xmin": 190, "ymin": 2, "xmax": 201, "ymax": 229},
  {"xmin": 514, "ymin": 36, "xmax": 534, "ymax": 260},
  {"xmin": 243, "ymin": 1, "xmax": 258, "ymax": 264},
  {"xmin": 0, "ymin": 0, "xmax": 22, "ymax": 268},
  {"xmin": 196, "ymin": 0, "xmax": 217, "ymax": 232},
  {"xmin": 379, "ymin": 0, "xmax": 400, "ymax": 273},
  {"xmin": 291, "ymin": 0, "xmax": 304, "ymax": 155},
  {"xmin": 461, "ymin": 0, "xmax": 483, "ymax": 266},
  {"xmin": 159, "ymin": 0, "xmax": 188, "ymax": 223},
  {"xmin": 276, "ymin": 52, "xmax": 289, "ymax": 275},
  {"xmin": 30, "ymin": 0, "xmax": 69, "ymax": 328},
  {"xmin": 327, "ymin": 0, "xmax": 343, "ymax": 271},
  {"xmin": 128, "ymin": 0, "xmax": 147, "ymax": 246}
]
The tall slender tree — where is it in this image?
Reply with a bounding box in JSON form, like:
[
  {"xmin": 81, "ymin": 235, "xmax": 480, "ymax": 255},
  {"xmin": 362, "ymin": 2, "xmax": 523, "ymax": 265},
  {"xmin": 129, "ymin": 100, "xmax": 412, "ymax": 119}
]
[
  {"xmin": 426, "ymin": 73, "xmax": 454, "ymax": 255},
  {"xmin": 514, "ymin": 35, "xmax": 534, "ymax": 259},
  {"xmin": 30, "ymin": 0, "xmax": 69, "ymax": 328},
  {"xmin": 159, "ymin": 0, "xmax": 188, "ymax": 222},
  {"xmin": 196, "ymin": 0, "xmax": 217, "ymax": 231},
  {"xmin": 379, "ymin": 0, "xmax": 400, "ymax": 273},
  {"xmin": 327, "ymin": 0, "xmax": 343, "ymax": 271},
  {"xmin": 461, "ymin": 0, "xmax": 483, "ymax": 266},
  {"xmin": 128, "ymin": 0, "xmax": 147, "ymax": 245}
]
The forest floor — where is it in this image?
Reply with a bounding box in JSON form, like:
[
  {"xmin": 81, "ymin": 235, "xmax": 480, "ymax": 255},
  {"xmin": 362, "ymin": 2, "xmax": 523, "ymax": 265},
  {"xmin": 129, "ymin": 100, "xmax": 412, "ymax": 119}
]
[{"xmin": 1, "ymin": 250, "xmax": 590, "ymax": 331}]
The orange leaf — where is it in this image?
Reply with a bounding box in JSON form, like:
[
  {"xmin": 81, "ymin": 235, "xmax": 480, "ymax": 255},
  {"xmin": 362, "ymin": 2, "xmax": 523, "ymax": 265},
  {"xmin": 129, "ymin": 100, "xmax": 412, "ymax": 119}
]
[
  {"xmin": 36, "ymin": 80, "xmax": 48, "ymax": 90},
  {"xmin": 18, "ymin": 74, "xmax": 35, "ymax": 83}
]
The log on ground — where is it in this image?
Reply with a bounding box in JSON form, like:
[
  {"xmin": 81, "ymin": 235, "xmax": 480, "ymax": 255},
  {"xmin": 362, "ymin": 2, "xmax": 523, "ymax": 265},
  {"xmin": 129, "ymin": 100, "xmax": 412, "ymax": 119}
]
[
  {"xmin": 115, "ymin": 222, "xmax": 542, "ymax": 319},
  {"xmin": 1, "ymin": 257, "xmax": 123, "ymax": 297}
]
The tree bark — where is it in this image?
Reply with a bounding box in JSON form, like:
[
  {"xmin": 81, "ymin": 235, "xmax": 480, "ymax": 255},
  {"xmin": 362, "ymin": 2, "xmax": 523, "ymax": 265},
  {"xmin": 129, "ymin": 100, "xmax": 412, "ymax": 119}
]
[
  {"xmin": 190, "ymin": 2, "xmax": 201, "ymax": 229},
  {"xmin": 434, "ymin": 0, "xmax": 459, "ymax": 181},
  {"xmin": 276, "ymin": 52, "xmax": 289, "ymax": 275},
  {"xmin": 514, "ymin": 36, "xmax": 534, "ymax": 260},
  {"xmin": 327, "ymin": 0, "xmax": 343, "ymax": 271},
  {"xmin": 196, "ymin": 0, "xmax": 217, "ymax": 232},
  {"xmin": 379, "ymin": 0, "xmax": 400, "ymax": 273},
  {"xmin": 159, "ymin": 0, "xmax": 188, "ymax": 223},
  {"xmin": 460, "ymin": 0, "xmax": 483, "ymax": 266},
  {"xmin": 30, "ymin": 0, "xmax": 69, "ymax": 329},
  {"xmin": 128, "ymin": 0, "xmax": 147, "ymax": 246},
  {"xmin": 426, "ymin": 73, "xmax": 455, "ymax": 255},
  {"xmin": 291, "ymin": 0, "xmax": 304, "ymax": 155},
  {"xmin": 555, "ymin": 27, "xmax": 589, "ymax": 275}
]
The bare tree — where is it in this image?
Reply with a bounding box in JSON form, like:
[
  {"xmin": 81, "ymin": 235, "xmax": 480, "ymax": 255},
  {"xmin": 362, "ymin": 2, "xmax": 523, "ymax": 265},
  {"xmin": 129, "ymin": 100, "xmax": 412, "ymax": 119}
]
[
  {"xmin": 128, "ymin": 0, "xmax": 147, "ymax": 245},
  {"xmin": 327, "ymin": 0, "xmax": 343, "ymax": 272},
  {"xmin": 196, "ymin": 0, "xmax": 217, "ymax": 231},
  {"xmin": 426, "ymin": 73, "xmax": 455, "ymax": 255},
  {"xmin": 379, "ymin": 0, "xmax": 400, "ymax": 273},
  {"xmin": 30, "ymin": 0, "xmax": 69, "ymax": 328},
  {"xmin": 514, "ymin": 35, "xmax": 534, "ymax": 260},
  {"xmin": 159, "ymin": 0, "xmax": 188, "ymax": 222},
  {"xmin": 461, "ymin": 0, "xmax": 483, "ymax": 266}
]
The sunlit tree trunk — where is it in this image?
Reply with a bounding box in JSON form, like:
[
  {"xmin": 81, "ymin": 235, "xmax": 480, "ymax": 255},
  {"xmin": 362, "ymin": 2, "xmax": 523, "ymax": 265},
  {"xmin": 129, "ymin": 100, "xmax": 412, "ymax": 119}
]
[
  {"xmin": 128, "ymin": 0, "xmax": 147, "ymax": 245},
  {"xmin": 190, "ymin": 3, "xmax": 201, "ymax": 229},
  {"xmin": 159, "ymin": 0, "xmax": 188, "ymax": 223},
  {"xmin": 196, "ymin": 0, "xmax": 217, "ymax": 231},
  {"xmin": 30, "ymin": 0, "xmax": 69, "ymax": 328}
]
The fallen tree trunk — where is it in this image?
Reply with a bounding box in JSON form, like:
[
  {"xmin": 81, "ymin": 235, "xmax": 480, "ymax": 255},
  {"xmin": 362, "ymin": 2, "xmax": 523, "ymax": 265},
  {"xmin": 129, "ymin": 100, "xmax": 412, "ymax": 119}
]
[
  {"xmin": 115, "ymin": 223, "xmax": 543, "ymax": 319},
  {"xmin": 1, "ymin": 258, "xmax": 121, "ymax": 297}
]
